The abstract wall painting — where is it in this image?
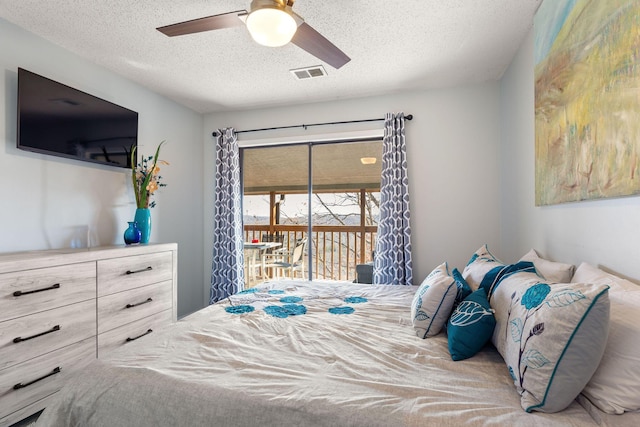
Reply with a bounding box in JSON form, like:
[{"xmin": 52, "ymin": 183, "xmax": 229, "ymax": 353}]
[{"xmin": 534, "ymin": 0, "xmax": 640, "ymax": 205}]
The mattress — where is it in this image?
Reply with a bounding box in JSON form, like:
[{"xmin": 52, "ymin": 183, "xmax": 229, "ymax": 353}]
[{"xmin": 36, "ymin": 280, "xmax": 637, "ymax": 426}]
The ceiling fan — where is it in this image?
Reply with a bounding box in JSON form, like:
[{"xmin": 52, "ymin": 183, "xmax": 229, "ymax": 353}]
[{"xmin": 156, "ymin": 0, "xmax": 350, "ymax": 69}]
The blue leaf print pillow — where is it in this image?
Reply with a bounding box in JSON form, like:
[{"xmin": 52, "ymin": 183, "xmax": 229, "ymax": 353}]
[
  {"xmin": 489, "ymin": 270, "xmax": 610, "ymax": 413},
  {"xmin": 447, "ymin": 288, "xmax": 495, "ymax": 361},
  {"xmin": 410, "ymin": 262, "xmax": 457, "ymax": 338},
  {"xmin": 461, "ymin": 244, "xmax": 504, "ymax": 291}
]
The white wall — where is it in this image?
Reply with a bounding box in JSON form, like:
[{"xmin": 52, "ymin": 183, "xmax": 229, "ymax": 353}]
[
  {"xmin": 204, "ymin": 83, "xmax": 503, "ymax": 301},
  {"xmin": 0, "ymin": 19, "xmax": 205, "ymax": 317},
  {"xmin": 500, "ymin": 30, "xmax": 640, "ymax": 282}
]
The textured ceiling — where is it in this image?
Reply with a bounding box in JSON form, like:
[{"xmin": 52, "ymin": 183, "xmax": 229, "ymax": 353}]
[{"xmin": 0, "ymin": 0, "xmax": 542, "ymax": 114}]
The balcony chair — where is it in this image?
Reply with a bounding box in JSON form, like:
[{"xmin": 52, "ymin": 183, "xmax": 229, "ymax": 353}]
[{"xmin": 262, "ymin": 238, "xmax": 307, "ymax": 279}]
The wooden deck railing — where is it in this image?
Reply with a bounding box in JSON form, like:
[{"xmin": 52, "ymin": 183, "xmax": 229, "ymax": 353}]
[{"xmin": 244, "ymin": 225, "xmax": 377, "ymax": 282}]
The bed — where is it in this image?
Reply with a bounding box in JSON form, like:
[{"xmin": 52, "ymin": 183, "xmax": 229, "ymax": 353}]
[{"xmin": 36, "ymin": 251, "xmax": 640, "ymax": 426}]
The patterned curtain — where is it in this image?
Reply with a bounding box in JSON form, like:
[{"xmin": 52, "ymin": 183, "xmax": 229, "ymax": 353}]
[
  {"xmin": 210, "ymin": 128, "xmax": 245, "ymax": 304},
  {"xmin": 373, "ymin": 113, "xmax": 413, "ymax": 286}
]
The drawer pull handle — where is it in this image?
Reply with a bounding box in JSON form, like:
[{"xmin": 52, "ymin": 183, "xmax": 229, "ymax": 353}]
[
  {"xmin": 13, "ymin": 367, "xmax": 61, "ymax": 390},
  {"xmin": 125, "ymin": 266, "xmax": 153, "ymax": 275},
  {"xmin": 13, "ymin": 325, "xmax": 61, "ymax": 343},
  {"xmin": 126, "ymin": 297, "xmax": 153, "ymax": 309},
  {"xmin": 13, "ymin": 283, "xmax": 60, "ymax": 297},
  {"xmin": 126, "ymin": 329, "xmax": 153, "ymax": 342}
]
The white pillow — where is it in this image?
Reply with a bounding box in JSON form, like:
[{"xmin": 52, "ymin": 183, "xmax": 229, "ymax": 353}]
[
  {"xmin": 461, "ymin": 244, "xmax": 503, "ymax": 291},
  {"xmin": 463, "ymin": 244, "xmax": 537, "ymax": 298},
  {"xmin": 411, "ymin": 262, "xmax": 457, "ymax": 338},
  {"xmin": 519, "ymin": 249, "xmax": 575, "ymax": 283},
  {"xmin": 490, "ymin": 270, "xmax": 610, "ymax": 413},
  {"xmin": 573, "ymin": 262, "xmax": 640, "ymax": 414}
]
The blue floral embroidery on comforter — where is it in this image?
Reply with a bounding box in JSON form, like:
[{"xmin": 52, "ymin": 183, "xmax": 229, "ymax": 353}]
[
  {"xmin": 329, "ymin": 306, "xmax": 355, "ymax": 315},
  {"xmin": 264, "ymin": 304, "xmax": 307, "ymax": 318},
  {"xmin": 228, "ymin": 288, "xmax": 370, "ymax": 318},
  {"xmin": 225, "ymin": 305, "xmax": 255, "ymax": 314},
  {"xmin": 344, "ymin": 296, "xmax": 367, "ymax": 304}
]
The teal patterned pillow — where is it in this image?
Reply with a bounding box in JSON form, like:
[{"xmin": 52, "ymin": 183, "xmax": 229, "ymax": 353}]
[
  {"xmin": 411, "ymin": 262, "xmax": 457, "ymax": 338},
  {"xmin": 490, "ymin": 271, "xmax": 610, "ymax": 413},
  {"xmin": 478, "ymin": 261, "xmax": 537, "ymax": 300},
  {"xmin": 451, "ymin": 268, "xmax": 472, "ymax": 308},
  {"xmin": 447, "ymin": 288, "xmax": 495, "ymax": 361}
]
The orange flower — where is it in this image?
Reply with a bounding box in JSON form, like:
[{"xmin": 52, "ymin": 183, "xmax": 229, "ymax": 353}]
[
  {"xmin": 146, "ymin": 180, "xmax": 159, "ymax": 194},
  {"xmin": 131, "ymin": 141, "xmax": 168, "ymax": 208}
]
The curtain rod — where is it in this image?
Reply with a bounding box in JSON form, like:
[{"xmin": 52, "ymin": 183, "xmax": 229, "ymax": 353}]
[{"xmin": 211, "ymin": 114, "xmax": 413, "ymax": 137}]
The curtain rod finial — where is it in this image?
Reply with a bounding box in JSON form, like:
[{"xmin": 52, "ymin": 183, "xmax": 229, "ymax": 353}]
[{"xmin": 405, "ymin": 114, "xmax": 413, "ymax": 120}]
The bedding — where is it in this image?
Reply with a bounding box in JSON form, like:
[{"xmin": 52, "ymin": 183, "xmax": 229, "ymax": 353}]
[
  {"xmin": 36, "ymin": 280, "xmax": 638, "ymax": 427},
  {"xmin": 487, "ymin": 270, "xmax": 610, "ymax": 413},
  {"xmin": 446, "ymin": 287, "xmax": 495, "ymax": 361},
  {"xmin": 462, "ymin": 244, "xmax": 504, "ymax": 290},
  {"xmin": 411, "ymin": 262, "xmax": 457, "ymax": 338},
  {"xmin": 518, "ymin": 249, "xmax": 575, "ymax": 283},
  {"xmin": 572, "ymin": 262, "xmax": 640, "ymax": 414}
]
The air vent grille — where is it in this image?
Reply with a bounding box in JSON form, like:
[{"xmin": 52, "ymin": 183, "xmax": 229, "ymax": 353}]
[{"xmin": 290, "ymin": 65, "xmax": 327, "ymax": 80}]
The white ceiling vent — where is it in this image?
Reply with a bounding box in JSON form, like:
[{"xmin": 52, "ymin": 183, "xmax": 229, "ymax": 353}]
[{"xmin": 290, "ymin": 65, "xmax": 327, "ymax": 80}]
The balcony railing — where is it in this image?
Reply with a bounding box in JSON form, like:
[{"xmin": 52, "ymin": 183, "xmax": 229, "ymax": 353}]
[{"xmin": 244, "ymin": 224, "xmax": 376, "ymax": 283}]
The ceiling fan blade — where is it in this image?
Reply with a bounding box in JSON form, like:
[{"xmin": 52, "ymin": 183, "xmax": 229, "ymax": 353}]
[
  {"xmin": 157, "ymin": 10, "xmax": 247, "ymax": 37},
  {"xmin": 291, "ymin": 22, "xmax": 350, "ymax": 69}
]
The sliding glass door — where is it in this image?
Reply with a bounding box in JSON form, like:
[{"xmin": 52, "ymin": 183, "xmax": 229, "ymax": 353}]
[
  {"xmin": 310, "ymin": 142, "xmax": 381, "ymax": 282},
  {"xmin": 241, "ymin": 140, "xmax": 381, "ymax": 286}
]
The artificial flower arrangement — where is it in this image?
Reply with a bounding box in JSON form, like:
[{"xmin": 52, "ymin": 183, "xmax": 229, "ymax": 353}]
[{"xmin": 131, "ymin": 141, "xmax": 169, "ymax": 208}]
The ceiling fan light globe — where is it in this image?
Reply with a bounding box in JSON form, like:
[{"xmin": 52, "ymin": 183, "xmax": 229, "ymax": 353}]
[{"xmin": 246, "ymin": 7, "xmax": 297, "ymax": 47}]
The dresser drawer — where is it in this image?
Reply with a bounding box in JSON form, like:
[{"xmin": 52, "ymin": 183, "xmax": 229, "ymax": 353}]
[
  {"xmin": 0, "ymin": 262, "xmax": 96, "ymax": 323},
  {"xmin": 0, "ymin": 299, "xmax": 96, "ymax": 372},
  {"xmin": 98, "ymin": 281, "xmax": 172, "ymax": 334},
  {"xmin": 0, "ymin": 393, "xmax": 57, "ymax": 427},
  {"xmin": 97, "ymin": 309, "xmax": 172, "ymax": 357},
  {"xmin": 0, "ymin": 337, "xmax": 95, "ymax": 422},
  {"xmin": 97, "ymin": 251, "xmax": 173, "ymax": 296}
]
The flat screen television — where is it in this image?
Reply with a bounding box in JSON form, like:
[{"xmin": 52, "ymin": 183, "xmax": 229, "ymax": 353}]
[{"xmin": 17, "ymin": 68, "xmax": 138, "ymax": 168}]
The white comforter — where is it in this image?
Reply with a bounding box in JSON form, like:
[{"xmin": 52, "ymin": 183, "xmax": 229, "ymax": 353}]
[{"xmin": 37, "ymin": 280, "xmax": 634, "ymax": 426}]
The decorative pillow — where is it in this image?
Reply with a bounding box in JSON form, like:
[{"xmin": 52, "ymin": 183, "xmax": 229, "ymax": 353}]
[
  {"xmin": 451, "ymin": 268, "xmax": 472, "ymax": 308},
  {"xmin": 411, "ymin": 262, "xmax": 457, "ymax": 338},
  {"xmin": 572, "ymin": 262, "xmax": 640, "ymax": 414},
  {"xmin": 462, "ymin": 244, "xmax": 504, "ymax": 291},
  {"xmin": 519, "ymin": 249, "xmax": 575, "ymax": 283},
  {"xmin": 490, "ymin": 270, "xmax": 610, "ymax": 413},
  {"xmin": 447, "ymin": 288, "xmax": 496, "ymax": 361},
  {"xmin": 478, "ymin": 261, "xmax": 537, "ymax": 301}
]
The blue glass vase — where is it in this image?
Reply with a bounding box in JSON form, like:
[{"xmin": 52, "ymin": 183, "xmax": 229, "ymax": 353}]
[
  {"xmin": 123, "ymin": 221, "xmax": 141, "ymax": 245},
  {"xmin": 134, "ymin": 208, "xmax": 151, "ymax": 244}
]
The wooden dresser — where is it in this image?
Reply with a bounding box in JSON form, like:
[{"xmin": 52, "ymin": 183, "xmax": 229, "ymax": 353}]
[{"xmin": 0, "ymin": 243, "xmax": 177, "ymax": 427}]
